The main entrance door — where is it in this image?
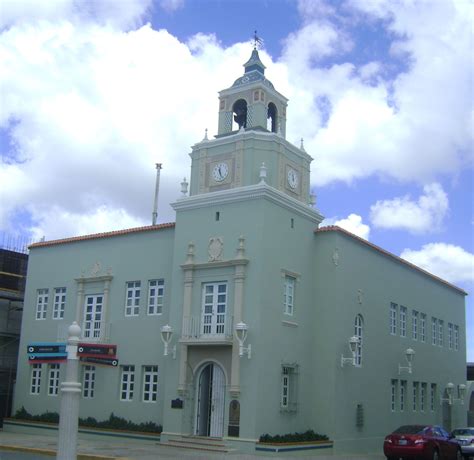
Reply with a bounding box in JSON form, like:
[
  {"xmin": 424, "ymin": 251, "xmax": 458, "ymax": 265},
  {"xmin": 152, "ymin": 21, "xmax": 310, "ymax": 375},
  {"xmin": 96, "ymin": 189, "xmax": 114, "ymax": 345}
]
[{"xmin": 195, "ymin": 363, "xmax": 225, "ymax": 437}]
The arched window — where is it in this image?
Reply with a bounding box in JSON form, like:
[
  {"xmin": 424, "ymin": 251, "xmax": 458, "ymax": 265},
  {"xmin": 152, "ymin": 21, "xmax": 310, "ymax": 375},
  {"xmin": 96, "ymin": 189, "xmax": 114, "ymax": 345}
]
[
  {"xmin": 267, "ymin": 102, "xmax": 277, "ymax": 132},
  {"xmin": 354, "ymin": 314, "xmax": 363, "ymax": 366},
  {"xmin": 232, "ymin": 99, "xmax": 247, "ymax": 130}
]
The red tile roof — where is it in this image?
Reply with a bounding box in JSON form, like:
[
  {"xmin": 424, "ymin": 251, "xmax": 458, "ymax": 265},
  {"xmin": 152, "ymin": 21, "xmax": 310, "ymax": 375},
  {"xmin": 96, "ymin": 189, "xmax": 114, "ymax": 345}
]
[
  {"xmin": 29, "ymin": 223, "xmax": 176, "ymax": 249},
  {"xmin": 315, "ymin": 225, "xmax": 467, "ymax": 295}
]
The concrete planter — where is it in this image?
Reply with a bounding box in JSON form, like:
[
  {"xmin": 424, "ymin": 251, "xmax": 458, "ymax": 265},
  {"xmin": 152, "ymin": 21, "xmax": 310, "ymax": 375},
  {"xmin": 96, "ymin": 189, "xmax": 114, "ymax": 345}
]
[
  {"xmin": 256, "ymin": 439, "xmax": 334, "ymax": 453},
  {"xmin": 3, "ymin": 418, "xmax": 161, "ymax": 442}
]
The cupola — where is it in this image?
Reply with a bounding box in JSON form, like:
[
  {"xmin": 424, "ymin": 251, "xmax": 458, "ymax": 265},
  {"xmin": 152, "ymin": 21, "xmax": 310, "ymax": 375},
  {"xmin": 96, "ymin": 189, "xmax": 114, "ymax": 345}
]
[{"xmin": 217, "ymin": 47, "xmax": 288, "ymax": 137}]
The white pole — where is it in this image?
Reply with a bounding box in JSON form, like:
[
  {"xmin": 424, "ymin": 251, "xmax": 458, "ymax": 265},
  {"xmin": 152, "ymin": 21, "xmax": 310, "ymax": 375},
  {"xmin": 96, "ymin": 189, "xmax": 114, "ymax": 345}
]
[
  {"xmin": 152, "ymin": 163, "xmax": 162, "ymax": 225},
  {"xmin": 57, "ymin": 322, "xmax": 82, "ymax": 460}
]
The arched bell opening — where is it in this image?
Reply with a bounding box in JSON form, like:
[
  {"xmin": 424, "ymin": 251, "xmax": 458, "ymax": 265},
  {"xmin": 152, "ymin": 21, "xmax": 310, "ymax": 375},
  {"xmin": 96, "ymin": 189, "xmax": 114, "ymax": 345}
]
[
  {"xmin": 267, "ymin": 102, "xmax": 278, "ymax": 132},
  {"xmin": 232, "ymin": 99, "xmax": 247, "ymax": 131}
]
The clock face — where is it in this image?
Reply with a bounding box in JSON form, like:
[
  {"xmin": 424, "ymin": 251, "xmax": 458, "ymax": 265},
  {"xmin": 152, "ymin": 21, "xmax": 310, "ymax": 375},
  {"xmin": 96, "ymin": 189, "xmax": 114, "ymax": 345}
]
[
  {"xmin": 287, "ymin": 168, "xmax": 299, "ymax": 189},
  {"xmin": 212, "ymin": 162, "xmax": 229, "ymax": 182}
]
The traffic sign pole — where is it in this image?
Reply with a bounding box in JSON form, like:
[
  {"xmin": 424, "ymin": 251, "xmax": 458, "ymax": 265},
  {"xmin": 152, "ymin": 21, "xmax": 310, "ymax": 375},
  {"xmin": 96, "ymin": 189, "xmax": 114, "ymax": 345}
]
[{"xmin": 57, "ymin": 322, "xmax": 81, "ymax": 460}]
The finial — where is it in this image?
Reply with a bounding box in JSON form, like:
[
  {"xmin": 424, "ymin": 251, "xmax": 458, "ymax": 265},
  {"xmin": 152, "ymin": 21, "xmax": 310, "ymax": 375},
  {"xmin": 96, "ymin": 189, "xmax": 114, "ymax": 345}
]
[
  {"xmin": 180, "ymin": 177, "xmax": 188, "ymax": 197},
  {"xmin": 300, "ymin": 138, "xmax": 306, "ymax": 151},
  {"xmin": 259, "ymin": 162, "xmax": 267, "ymax": 184},
  {"xmin": 202, "ymin": 128, "xmax": 209, "ymax": 142},
  {"xmin": 253, "ymin": 30, "xmax": 263, "ymax": 50},
  {"xmin": 310, "ymin": 193, "xmax": 317, "ymax": 208}
]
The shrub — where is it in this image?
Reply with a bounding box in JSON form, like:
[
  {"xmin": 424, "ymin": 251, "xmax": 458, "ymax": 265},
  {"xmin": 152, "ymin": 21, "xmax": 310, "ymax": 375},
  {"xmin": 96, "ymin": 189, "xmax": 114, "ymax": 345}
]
[
  {"xmin": 259, "ymin": 429, "xmax": 329, "ymax": 443},
  {"xmin": 12, "ymin": 407, "xmax": 162, "ymax": 434}
]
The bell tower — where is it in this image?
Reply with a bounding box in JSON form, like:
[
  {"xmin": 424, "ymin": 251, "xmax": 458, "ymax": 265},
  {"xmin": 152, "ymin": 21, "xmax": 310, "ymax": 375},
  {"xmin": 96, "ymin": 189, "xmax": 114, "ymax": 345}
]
[
  {"xmin": 185, "ymin": 45, "xmax": 316, "ymax": 207},
  {"xmin": 217, "ymin": 48, "xmax": 288, "ymax": 137}
]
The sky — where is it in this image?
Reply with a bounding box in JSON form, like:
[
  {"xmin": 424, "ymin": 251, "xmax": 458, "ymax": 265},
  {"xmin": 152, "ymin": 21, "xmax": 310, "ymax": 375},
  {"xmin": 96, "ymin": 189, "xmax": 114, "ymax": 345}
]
[{"xmin": 0, "ymin": 0, "xmax": 472, "ymax": 356}]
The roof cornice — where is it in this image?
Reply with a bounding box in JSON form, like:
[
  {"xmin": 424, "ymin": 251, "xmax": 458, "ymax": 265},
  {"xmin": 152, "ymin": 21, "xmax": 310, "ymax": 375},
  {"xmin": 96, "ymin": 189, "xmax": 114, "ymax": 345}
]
[
  {"xmin": 29, "ymin": 223, "xmax": 176, "ymax": 249},
  {"xmin": 172, "ymin": 183, "xmax": 324, "ymax": 224},
  {"xmin": 191, "ymin": 129, "xmax": 313, "ymax": 162},
  {"xmin": 315, "ymin": 226, "xmax": 467, "ymax": 296}
]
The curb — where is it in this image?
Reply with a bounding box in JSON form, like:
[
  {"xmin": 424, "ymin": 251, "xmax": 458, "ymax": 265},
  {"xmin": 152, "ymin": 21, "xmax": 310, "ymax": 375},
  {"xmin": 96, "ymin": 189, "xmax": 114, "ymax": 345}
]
[{"xmin": 0, "ymin": 445, "xmax": 124, "ymax": 460}]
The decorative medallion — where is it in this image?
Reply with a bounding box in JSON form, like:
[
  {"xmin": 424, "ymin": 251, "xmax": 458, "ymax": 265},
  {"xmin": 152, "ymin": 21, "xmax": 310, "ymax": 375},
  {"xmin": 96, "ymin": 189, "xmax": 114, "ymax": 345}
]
[
  {"xmin": 208, "ymin": 237, "xmax": 223, "ymax": 262},
  {"xmin": 357, "ymin": 289, "xmax": 364, "ymax": 304},
  {"xmin": 332, "ymin": 248, "xmax": 339, "ymax": 266}
]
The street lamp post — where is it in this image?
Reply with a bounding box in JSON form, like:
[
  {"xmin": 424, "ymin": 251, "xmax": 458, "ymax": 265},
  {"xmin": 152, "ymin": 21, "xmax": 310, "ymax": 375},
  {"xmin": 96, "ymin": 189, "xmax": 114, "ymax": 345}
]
[{"xmin": 57, "ymin": 321, "xmax": 82, "ymax": 460}]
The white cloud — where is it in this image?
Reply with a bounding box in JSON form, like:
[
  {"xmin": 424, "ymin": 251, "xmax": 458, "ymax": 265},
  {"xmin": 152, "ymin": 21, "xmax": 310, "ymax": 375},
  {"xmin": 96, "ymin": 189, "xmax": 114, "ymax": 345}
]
[
  {"xmin": 0, "ymin": 0, "xmax": 153, "ymax": 30},
  {"xmin": 322, "ymin": 213, "xmax": 370, "ymax": 240},
  {"xmin": 287, "ymin": 0, "xmax": 473, "ymax": 186},
  {"xmin": 401, "ymin": 243, "xmax": 474, "ymax": 285},
  {"xmin": 159, "ymin": 0, "xmax": 184, "ymax": 13},
  {"xmin": 0, "ymin": 16, "xmax": 265, "ymax": 239},
  {"xmin": 369, "ymin": 183, "xmax": 449, "ymax": 234},
  {"xmin": 0, "ymin": 0, "xmax": 472, "ymax": 241}
]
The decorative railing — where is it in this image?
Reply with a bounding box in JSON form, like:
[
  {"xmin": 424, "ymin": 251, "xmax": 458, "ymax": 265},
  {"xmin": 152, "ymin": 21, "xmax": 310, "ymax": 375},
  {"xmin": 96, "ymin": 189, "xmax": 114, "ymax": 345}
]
[
  {"xmin": 57, "ymin": 322, "xmax": 111, "ymax": 343},
  {"xmin": 181, "ymin": 315, "xmax": 233, "ymax": 341}
]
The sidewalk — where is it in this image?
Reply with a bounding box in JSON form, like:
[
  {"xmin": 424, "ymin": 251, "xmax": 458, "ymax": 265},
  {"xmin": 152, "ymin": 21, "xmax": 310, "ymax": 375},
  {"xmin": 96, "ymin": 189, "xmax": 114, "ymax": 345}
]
[{"xmin": 0, "ymin": 431, "xmax": 386, "ymax": 460}]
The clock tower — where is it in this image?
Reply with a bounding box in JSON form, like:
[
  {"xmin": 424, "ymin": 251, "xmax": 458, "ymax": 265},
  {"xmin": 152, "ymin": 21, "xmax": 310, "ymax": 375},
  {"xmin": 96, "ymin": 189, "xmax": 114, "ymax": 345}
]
[{"xmin": 186, "ymin": 47, "xmax": 315, "ymax": 206}]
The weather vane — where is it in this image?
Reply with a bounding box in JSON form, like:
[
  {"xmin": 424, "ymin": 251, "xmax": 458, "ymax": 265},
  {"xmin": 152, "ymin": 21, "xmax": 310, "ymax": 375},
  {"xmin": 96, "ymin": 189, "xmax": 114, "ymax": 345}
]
[{"xmin": 253, "ymin": 30, "xmax": 263, "ymax": 50}]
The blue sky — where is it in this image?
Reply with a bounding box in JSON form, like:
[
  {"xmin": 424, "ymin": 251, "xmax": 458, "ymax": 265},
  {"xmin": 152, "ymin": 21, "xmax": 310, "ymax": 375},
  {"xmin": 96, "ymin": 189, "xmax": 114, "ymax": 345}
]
[{"xmin": 0, "ymin": 0, "xmax": 472, "ymax": 357}]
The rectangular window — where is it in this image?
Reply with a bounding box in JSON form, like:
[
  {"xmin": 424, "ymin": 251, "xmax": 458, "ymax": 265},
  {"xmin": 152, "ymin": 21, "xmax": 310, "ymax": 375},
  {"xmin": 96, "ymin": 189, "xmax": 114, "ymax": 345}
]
[
  {"xmin": 421, "ymin": 383, "xmax": 427, "ymax": 412},
  {"xmin": 390, "ymin": 303, "xmax": 397, "ymax": 335},
  {"xmin": 83, "ymin": 365, "xmax": 95, "ymax": 399},
  {"xmin": 201, "ymin": 282, "xmax": 228, "ymax": 336},
  {"xmin": 147, "ymin": 280, "xmax": 164, "ymax": 315},
  {"xmin": 420, "ymin": 313, "xmax": 426, "ymax": 342},
  {"xmin": 400, "ymin": 306, "xmax": 407, "ymax": 337},
  {"xmin": 35, "ymin": 289, "xmax": 49, "ymax": 320},
  {"xmin": 400, "ymin": 380, "xmax": 406, "ymax": 412},
  {"xmin": 125, "ymin": 281, "xmax": 141, "ymax": 316},
  {"xmin": 284, "ymin": 276, "xmax": 295, "ymax": 316},
  {"xmin": 52, "ymin": 287, "xmax": 66, "ymax": 320},
  {"xmin": 454, "ymin": 325, "xmax": 459, "ymax": 351},
  {"xmin": 281, "ymin": 365, "xmax": 298, "ymax": 411},
  {"xmin": 412, "ymin": 310, "xmax": 418, "ymax": 340},
  {"xmin": 83, "ymin": 294, "xmax": 104, "ymax": 339},
  {"xmin": 438, "ymin": 320, "xmax": 444, "ymax": 347},
  {"xmin": 448, "ymin": 323, "xmax": 454, "ymax": 349},
  {"xmin": 430, "ymin": 383, "xmax": 437, "ymax": 411},
  {"xmin": 413, "ymin": 382, "xmax": 419, "ymax": 411},
  {"xmin": 391, "ymin": 380, "xmax": 397, "ymax": 412},
  {"xmin": 142, "ymin": 365, "xmax": 158, "ymax": 402},
  {"xmin": 432, "ymin": 317, "xmax": 438, "ymax": 345},
  {"xmin": 30, "ymin": 364, "xmax": 42, "ymax": 394},
  {"xmin": 120, "ymin": 365, "xmax": 135, "ymax": 401},
  {"xmin": 48, "ymin": 364, "xmax": 60, "ymax": 396}
]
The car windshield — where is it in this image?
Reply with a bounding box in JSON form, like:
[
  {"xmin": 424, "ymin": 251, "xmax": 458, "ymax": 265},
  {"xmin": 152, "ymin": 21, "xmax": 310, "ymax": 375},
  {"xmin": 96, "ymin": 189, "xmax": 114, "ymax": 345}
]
[
  {"xmin": 393, "ymin": 425, "xmax": 428, "ymax": 435},
  {"xmin": 452, "ymin": 429, "xmax": 474, "ymax": 436}
]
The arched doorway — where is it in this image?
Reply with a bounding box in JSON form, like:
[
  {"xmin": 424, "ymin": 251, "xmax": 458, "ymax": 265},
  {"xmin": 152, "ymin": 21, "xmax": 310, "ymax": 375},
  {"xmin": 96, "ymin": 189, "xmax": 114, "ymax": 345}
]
[{"xmin": 195, "ymin": 362, "xmax": 226, "ymax": 437}]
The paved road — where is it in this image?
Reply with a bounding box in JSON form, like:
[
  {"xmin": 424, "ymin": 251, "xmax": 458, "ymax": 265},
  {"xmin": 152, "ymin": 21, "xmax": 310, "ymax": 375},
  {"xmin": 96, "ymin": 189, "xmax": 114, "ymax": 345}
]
[{"xmin": 0, "ymin": 431, "xmax": 386, "ymax": 459}]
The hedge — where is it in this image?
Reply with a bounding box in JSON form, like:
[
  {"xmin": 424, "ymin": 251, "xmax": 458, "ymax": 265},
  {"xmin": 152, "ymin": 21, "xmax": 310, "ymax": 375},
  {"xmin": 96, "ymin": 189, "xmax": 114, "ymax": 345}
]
[
  {"xmin": 13, "ymin": 407, "xmax": 162, "ymax": 434},
  {"xmin": 259, "ymin": 429, "xmax": 329, "ymax": 443}
]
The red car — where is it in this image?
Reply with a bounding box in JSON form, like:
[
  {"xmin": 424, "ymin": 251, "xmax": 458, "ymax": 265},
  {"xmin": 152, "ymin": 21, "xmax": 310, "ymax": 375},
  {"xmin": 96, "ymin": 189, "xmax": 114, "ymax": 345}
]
[{"xmin": 384, "ymin": 425, "xmax": 462, "ymax": 460}]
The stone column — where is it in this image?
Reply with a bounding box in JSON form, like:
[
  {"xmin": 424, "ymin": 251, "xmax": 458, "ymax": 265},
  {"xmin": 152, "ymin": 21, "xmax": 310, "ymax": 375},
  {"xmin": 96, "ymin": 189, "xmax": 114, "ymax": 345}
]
[
  {"xmin": 230, "ymin": 236, "xmax": 247, "ymax": 396},
  {"xmin": 179, "ymin": 242, "xmax": 195, "ymax": 393},
  {"xmin": 75, "ymin": 281, "xmax": 84, "ymax": 324},
  {"xmin": 57, "ymin": 322, "xmax": 82, "ymax": 460}
]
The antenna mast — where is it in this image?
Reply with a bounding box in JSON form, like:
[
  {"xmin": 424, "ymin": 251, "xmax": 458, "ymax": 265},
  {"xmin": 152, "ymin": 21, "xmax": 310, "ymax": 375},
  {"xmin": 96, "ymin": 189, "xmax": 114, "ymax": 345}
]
[{"xmin": 152, "ymin": 163, "xmax": 162, "ymax": 225}]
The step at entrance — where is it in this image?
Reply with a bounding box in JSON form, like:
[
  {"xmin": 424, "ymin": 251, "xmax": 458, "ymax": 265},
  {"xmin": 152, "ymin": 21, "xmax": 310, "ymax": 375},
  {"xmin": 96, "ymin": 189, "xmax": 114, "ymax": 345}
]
[{"xmin": 161, "ymin": 435, "xmax": 234, "ymax": 453}]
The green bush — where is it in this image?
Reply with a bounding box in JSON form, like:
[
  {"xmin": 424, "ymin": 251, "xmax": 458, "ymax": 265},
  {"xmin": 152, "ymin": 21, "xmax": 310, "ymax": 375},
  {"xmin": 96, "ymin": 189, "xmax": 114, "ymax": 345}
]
[
  {"xmin": 12, "ymin": 407, "xmax": 162, "ymax": 434},
  {"xmin": 259, "ymin": 429, "xmax": 329, "ymax": 443}
]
